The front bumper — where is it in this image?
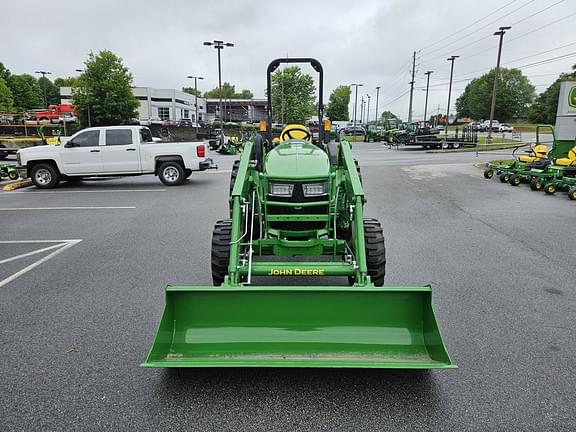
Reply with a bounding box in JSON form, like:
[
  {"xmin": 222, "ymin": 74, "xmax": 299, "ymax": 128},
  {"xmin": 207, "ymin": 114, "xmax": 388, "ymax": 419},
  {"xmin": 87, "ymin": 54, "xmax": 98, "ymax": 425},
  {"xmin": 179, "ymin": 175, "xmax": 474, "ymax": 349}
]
[{"xmin": 16, "ymin": 166, "xmax": 28, "ymax": 178}]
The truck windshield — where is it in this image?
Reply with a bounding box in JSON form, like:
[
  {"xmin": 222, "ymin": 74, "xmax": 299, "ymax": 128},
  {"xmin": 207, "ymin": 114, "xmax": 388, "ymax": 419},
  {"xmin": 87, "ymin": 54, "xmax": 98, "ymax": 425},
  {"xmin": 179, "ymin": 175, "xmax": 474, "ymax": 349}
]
[{"xmin": 140, "ymin": 128, "xmax": 154, "ymax": 143}]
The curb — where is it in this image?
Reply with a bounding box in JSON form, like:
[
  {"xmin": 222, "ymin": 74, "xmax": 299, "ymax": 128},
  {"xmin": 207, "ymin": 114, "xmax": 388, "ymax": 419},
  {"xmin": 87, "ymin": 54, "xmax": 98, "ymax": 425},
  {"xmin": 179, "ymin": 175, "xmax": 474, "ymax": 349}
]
[{"xmin": 2, "ymin": 179, "xmax": 32, "ymax": 191}]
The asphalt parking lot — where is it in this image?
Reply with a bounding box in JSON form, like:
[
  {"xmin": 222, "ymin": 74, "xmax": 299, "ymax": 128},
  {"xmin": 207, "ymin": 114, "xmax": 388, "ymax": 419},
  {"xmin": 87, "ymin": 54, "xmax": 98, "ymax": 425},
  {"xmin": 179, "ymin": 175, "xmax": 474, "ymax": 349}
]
[{"xmin": 1, "ymin": 143, "xmax": 574, "ymax": 431}]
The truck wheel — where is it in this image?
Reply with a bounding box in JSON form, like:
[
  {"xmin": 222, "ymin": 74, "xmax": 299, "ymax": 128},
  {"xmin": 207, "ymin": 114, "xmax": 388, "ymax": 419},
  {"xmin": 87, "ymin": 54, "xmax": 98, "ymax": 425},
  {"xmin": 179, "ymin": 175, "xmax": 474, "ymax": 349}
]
[
  {"xmin": 211, "ymin": 219, "xmax": 232, "ymax": 286},
  {"xmin": 158, "ymin": 161, "xmax": 185, "ymax": 186},
  {"xmin": 363, "ymin": 218, "xmax": 386, "ymax": 286},
  {"xmin": 452, "ymin": 142, "xmax": 461, "ymax": 149},
  {"xmin": 31, "ymin": 163, "xmax": 60, "ymax": 189}
]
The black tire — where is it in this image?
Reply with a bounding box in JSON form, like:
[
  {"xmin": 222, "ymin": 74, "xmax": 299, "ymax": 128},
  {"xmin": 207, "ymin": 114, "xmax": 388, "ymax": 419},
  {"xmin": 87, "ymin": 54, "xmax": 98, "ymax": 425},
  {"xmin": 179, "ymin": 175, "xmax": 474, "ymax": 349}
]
[
  {"xmin": 8, "ymin": 170, "xmax": 19, "ymax": 180},
  {"xmin": 483, "ymin": 169, "xmax": 494, "ymax": 179},
  {"xmin": 158, "ymin": 161, "xmax": 185, "ymax": 186},
  {"xmin": 363, "ymin": 218, "xmax": 386, "ymax": 286},
  {"xmin": 211, "ymin": 219, "xmax": 232, "ymax": 286},
  {"xmin": 229, "ymin": 160, "xmax": 240, "ymax": 196},
  {"xmin": 544, "ymin": 183, "xmax": 556, "ymax": 195},
  {"xmin": 353, "ymin": 159, "xmax": 363, "ymax": 186},
  {"xmin": 509, "ymin": 174, "xmax": 521, "ymax": 186},
  {"xmin": 30, "ymin": 163, "xmax": 60, "ymax": 189},
  {"xmin": 568, "ymin": 186, "xmax": 576, "ymax": 201},
  {"xmin": 529, "ymin": 177, "xmax": 543, "ymax": 191},
  {"xmin": 499, "ymin": 173, "xmax": 510, "ymax": 183},
  {"xmin": 452, "ymin": 142, "xmax": 461, "ymax": 149}
]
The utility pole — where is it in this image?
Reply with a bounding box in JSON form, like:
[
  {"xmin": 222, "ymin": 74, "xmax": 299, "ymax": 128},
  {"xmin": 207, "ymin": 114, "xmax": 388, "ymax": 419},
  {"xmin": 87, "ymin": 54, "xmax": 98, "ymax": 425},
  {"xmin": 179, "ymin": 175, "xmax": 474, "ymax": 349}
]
[
  {"xmin": 360, "ymin": 96, "xmax": 365, "ymax": 124},
  {"xmin": 423, "ymin": 71, "xmax": 433, "ymax": 125},
  {"xmin": 408, "ymin": 51, "xmax": 416, "ymax": 122},
  {"xmin": 375, "ymin": 86, "xmax": 380, "ymax": 124},
  {"xmin": 203, "ymin": 40, "xmax": 234, "ymax": 144},
  {"xmin": 35, "ymin": 70, "xmax": 52, "ymax": 108},
  {"xmin": 488, "ymin": 26, "xmax": 511, "ymax": 140},
  {"xmin": 350, "ymin": 84, "xmax": 363, "ymax": 131},
  {"xmin": 366, "ymin": 94, "xmax": 371, "ymax": 124},
  {"xmin": 186, "ymin": 75, "xmax": 204, "ymax": 134},
  {"xmin": 445, "ymin": 56, "xmax": 459, "ymax": 139}
]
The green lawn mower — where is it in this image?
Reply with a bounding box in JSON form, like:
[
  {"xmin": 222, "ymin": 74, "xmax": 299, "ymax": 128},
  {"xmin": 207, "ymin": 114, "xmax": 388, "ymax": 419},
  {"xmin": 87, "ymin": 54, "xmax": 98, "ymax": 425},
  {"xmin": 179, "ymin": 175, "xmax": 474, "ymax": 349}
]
[
  {"xmin": 0, "ymin": 163, "xmax": 19, "ymax": 180},
  {"xmin": 142, "ymin": 58, "xmax": 455, "ymax": 369}
]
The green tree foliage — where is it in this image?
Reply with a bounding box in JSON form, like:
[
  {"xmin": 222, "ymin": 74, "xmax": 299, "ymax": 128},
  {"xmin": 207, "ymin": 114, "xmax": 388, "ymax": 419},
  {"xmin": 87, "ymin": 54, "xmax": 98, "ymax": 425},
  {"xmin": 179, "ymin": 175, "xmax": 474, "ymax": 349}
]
[
  {"xmin": 380, "ymin": 110, "xmax": 400, "ymax": 122},
  {"xmin": 528, "ymin": 65, "xmax": 576, "ymax": 124},
  {"xmin": 182, "ymin": 86, "xmax": 202, "ymax": 97},
  {"xmin": 54, "ymin": 77, "xmax": 79, "ymax": 88},
  {"xmin": 456, "ymin": 68, "xmax": 535, "ymax": 121},
  {"xmin": 73, "ymin": 50, "xmax": 139, "ymax": 127},
  {"xmin": 203, "ymin": 82, "xmax": 253, "ymax": 99},
  {"xmin": 38, "ymin": 76, "xmax": 60, "ymax": 105},
  {"xmin": 270, "ymin": 66, "xmax": 315, "ymax": 124},
  {"xmin": 0, "ymin": 78, "xmax": 14, "ymax": 111},
  {"xmin": 6, "ymin": 74, "xmax": 42, "ymax": 111},
  {"xmin": 326, "ymin": 85, "xmax": 350, "ymax": 121},
  {"xmin": 0, "ymin": 62, "xmax": 11, "ymax": 81}
]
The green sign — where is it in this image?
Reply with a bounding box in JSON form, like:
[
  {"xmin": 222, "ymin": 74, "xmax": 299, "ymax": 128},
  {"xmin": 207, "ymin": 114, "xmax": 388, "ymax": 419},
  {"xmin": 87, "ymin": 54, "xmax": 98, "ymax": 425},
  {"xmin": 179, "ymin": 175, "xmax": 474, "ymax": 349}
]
[{"xmin": 569, "ymin": 86, "xmax": 576, "ymax": 108}]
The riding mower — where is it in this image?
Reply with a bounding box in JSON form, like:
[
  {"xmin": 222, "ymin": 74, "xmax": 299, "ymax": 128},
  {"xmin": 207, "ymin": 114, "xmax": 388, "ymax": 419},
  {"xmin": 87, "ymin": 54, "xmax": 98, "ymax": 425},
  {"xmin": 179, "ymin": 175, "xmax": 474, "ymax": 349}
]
[
  {"xmin": 526, "ymin": 144, "xmax": 576, "ymax": 199},
  {"xmin": 0, "ymin": 163, "xmax": 19, "ymax": 180},
  {"xmin": 483, "ymin": 126, "xmax": 553, "ymax": 183},
  {"xmin": 142, "ymin": 58, "xmax": 455, "ymax": 369}
]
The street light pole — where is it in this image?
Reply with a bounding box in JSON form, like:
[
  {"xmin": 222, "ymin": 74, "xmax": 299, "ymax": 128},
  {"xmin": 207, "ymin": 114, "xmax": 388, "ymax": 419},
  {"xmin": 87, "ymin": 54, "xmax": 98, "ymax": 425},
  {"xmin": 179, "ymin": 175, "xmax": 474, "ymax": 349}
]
[
  {"xmin": 75, "ymin": 69, "xmax": 91, "ymax": 127},
  {"xmin": 350, "ymin": 83, "xmax": 363, "ymax": 131},
  {"xmin": 187, "ymin": 75, "xmax": 204, "ymax": 134},
  {"xmin": 423, "ymin": 71, "xmax": 433, "ymax": 125},
  {"xmin": 360, "ymin": 96, "xmax": 365, "ymax": 124},
  {"xmin": 35, "ymin": 70, "xmax": 52, "ymax": 108},
  {"xmin": 445, "ymin": 56, "xmax": 459, "ymax": 140},
  {"xmin": 488, "ymin": 26, "xmax": 511, "ymax": 140},
  {"xmin": 366, "ymin": 94, "xmax": 371, "ymax": 125},
  {"xmin": 204, "ymin": 40, "xmax": 234, "ymax": 144},
  {"xmin": 375, "ymin": 86, "xmax": 380, "ymax": 124}
]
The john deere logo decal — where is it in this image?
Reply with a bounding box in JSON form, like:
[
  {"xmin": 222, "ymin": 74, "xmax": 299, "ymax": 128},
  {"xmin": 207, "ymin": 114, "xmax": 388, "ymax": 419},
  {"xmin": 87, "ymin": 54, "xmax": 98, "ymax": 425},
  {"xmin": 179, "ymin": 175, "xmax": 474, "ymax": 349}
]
[{"xmin": 569, "ymin": 86, "xmax": 576, "ymax": 108}]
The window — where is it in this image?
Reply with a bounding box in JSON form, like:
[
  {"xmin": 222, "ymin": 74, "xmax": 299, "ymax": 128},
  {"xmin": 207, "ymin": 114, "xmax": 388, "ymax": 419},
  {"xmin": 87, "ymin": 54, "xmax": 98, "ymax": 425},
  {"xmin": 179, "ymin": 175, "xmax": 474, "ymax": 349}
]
[
  {"xmin": 106, "ymin": 129, "xmax": 133, "ymax": 146},
  {"xmin": 158, "ymin": 107, "xmax": 170, "ymax": 120},
  {"xmin": 71, "ymin": 130, "xmax": 100, "ymax": 147},
  {"xmin": 140, "ymin": 128, "xmax": 154, "ymax": 143},
  {"xmin": 183, "ymin": 109, "xmax": 189, "ymax": 119}
]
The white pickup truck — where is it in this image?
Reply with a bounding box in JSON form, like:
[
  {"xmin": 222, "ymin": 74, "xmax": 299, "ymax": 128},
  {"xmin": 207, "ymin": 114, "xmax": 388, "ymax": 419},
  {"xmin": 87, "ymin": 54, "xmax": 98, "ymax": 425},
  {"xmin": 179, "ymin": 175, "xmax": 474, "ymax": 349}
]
[{"xmin": 17, "ymin": 126, "xmax": 216, "ymax": 188}]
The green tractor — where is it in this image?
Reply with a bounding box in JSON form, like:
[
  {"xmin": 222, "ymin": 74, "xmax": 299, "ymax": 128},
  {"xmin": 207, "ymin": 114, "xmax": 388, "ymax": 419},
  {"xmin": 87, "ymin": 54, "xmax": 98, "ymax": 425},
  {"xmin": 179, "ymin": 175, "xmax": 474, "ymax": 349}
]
[{"xmin": 142, "ymin": 58, "xmax": 455, "ymax": 369}]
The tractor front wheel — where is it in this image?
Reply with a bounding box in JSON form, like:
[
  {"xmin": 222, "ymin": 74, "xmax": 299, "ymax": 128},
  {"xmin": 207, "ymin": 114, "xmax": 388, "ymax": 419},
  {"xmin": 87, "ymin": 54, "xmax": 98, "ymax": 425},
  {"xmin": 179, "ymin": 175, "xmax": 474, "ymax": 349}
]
[
  {"xmin": 363, "ymin": 218, "xmax": 386, "ymax": 286},
  {"xmin": 530, "ymin": 178, "xmax": 543, "ymax": 191},
  {"xmin": 544, "ymin": 183, "xmax": 557, "ymax": 195},
  {"xmin": 499, "ymin": 173, "xmax": 510, "ymax": 183},
  {"xmin": 211, "ymin": 219, "xmax": 232, "ymax": 286},
  {"xmin": 509, "ymin": 174, "xmax": 521, "ymax": 186},
  {"xmin": 483, "ymin": 169, "xmax": 494, "ymax": 179}
]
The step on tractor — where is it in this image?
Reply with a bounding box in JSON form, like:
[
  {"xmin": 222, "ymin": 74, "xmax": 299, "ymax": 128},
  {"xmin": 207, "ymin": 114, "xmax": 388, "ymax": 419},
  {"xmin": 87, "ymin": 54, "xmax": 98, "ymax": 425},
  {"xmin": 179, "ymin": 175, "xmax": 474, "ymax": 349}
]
[{"xmin": 142, "ymin": 58, "xmax": 455, "ymax": 369}]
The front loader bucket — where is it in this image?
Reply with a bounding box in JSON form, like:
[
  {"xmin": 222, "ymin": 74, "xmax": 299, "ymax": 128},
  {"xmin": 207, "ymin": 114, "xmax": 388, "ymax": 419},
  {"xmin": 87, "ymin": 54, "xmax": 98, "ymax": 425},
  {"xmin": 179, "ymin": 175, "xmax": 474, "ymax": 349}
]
[{"xmin": 142, "ymin": 285, "xmax": 455, "ymax": 369}]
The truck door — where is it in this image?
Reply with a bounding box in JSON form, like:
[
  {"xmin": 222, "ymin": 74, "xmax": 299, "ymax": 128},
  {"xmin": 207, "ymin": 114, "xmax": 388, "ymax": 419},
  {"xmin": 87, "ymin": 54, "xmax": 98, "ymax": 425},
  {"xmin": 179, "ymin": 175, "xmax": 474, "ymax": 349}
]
[
  {"xmin": 60, "ymin": 129, "xmax": 103, "ymax": 174},
  {"xmin": 101, "ymin": 128, "xmax": 140, "ymax": 173}
]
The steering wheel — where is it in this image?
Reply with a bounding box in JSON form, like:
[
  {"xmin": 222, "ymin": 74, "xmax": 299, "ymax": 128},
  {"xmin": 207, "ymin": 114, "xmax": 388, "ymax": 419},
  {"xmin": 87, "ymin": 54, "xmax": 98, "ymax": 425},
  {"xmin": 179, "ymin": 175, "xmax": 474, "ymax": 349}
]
[{"xmin": 281, "ymin": 126, "xmax": 311, "ymax": 142}]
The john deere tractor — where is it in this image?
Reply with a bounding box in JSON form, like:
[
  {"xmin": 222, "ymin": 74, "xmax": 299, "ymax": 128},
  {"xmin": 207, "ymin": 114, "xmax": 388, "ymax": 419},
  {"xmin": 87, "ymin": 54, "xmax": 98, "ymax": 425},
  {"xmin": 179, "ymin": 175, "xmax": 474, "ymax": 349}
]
[{"xmin": 142, "ymin": 58, "xmax": 455, "ymax": 369}]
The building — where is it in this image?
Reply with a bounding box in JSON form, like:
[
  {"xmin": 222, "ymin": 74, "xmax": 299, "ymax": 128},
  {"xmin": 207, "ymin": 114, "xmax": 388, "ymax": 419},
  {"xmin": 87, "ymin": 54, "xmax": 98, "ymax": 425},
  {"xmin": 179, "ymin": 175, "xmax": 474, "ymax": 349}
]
[{"xmin": 60, "ymin": 87, "xmax": 207, "ymax": 123}]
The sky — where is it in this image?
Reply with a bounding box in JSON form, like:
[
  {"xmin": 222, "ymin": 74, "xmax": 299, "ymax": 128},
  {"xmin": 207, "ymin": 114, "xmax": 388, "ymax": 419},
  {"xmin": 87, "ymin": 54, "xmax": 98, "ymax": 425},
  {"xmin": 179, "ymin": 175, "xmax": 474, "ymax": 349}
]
[{"xmin": 2, "ymin": 0, "xmax": 575, "ymax": 121}]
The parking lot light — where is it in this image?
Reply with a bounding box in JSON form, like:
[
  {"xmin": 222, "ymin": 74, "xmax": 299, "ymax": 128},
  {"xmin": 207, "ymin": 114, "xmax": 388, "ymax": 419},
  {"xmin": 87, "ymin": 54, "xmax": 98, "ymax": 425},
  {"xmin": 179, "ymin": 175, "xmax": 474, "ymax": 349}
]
[
  {"xmin": 187, "ymin": 75, "xmax": 204, "ymax": 134},
  {"xmin": 488, "ymin": 26, "xmax": 511, "ymax": 140}
]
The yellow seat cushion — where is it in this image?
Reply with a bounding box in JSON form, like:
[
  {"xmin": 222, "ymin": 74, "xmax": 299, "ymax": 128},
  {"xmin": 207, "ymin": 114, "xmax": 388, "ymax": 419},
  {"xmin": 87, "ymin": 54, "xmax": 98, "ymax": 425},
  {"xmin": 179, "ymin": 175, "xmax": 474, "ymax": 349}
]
[
  {"xmin": 555, "ymin": 147, "xmax": 576, "ymax": 166},
  {"xmin": 518, "ymin": 155, "xmax": 537, "ymax": 163}
]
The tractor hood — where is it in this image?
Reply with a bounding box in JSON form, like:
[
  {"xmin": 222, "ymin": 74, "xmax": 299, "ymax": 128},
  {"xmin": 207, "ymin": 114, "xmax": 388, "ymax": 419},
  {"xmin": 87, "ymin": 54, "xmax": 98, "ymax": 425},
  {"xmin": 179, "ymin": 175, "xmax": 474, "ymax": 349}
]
[{"xmin": 265, "ymin": 140, "xmax": 329, "ymax": 179}]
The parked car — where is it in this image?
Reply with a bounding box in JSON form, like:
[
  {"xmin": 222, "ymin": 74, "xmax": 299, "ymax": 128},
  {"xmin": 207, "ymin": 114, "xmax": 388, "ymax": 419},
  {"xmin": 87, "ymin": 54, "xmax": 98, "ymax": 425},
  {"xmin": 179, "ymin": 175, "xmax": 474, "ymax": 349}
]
[
  {"xmin": 139, "ymin": 117, "xmax": 162, "ymax": 126},
  {"xmin": 17, "ymin": 126, "xmax": 216, "ymax": 188},
  {"xmin": 162, "ymin": 119, "xmax": 178, "ymax": 127},
  {"xmin": 178, "ymin": 118, "xmax": 193, "ymax": 128},
  {"xmin": 468, "ymin": 121, "xmax": 482, "ymax": 131},
  {"xmin": 498, "ymin": 123, "xmax": 513, "ymax": 133},
  {"xmin": 481, "ymin": 119, "xmax": 500, "ymax": 132},
  {"xmin": 342, "ymin": 126, "xmax": 366, "ymax": 136}
]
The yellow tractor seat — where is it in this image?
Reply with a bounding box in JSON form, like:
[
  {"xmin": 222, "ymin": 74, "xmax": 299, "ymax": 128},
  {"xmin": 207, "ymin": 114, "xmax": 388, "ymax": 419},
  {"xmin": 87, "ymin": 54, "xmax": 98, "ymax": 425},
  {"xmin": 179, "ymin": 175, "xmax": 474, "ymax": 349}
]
[
  {"xmin": 280, "ymin": 124, "xmax": 311, "ymax": 142},
  {"xmin": 518, "ymin": 144, "xmax": 548, "ymax": 163},
  {"xmin": 554, "ymin": 146, "xmax": 576, "ymax": 166}
]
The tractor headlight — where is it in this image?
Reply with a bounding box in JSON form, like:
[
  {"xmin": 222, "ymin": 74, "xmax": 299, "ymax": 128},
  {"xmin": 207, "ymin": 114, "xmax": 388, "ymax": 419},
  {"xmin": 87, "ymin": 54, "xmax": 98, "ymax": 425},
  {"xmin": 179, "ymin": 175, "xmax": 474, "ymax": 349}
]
[
  {"xmin": 269, "ymin": 182, "xmax": 294, "ymax": 197},
  {"xmin": 303, "ymin": 182, "xmax": 329, "ymax": 197}
]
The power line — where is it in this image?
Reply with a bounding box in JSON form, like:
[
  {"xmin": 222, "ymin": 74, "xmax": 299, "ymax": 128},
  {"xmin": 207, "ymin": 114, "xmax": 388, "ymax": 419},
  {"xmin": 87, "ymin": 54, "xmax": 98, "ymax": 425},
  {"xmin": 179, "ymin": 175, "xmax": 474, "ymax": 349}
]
[
  {"xmin": 507, "ymin": 11, "xmax": 576, "ymax": 43},
  {"xmin": 510, "ymin": 0, "xmax": 565, "ymax": 26}
]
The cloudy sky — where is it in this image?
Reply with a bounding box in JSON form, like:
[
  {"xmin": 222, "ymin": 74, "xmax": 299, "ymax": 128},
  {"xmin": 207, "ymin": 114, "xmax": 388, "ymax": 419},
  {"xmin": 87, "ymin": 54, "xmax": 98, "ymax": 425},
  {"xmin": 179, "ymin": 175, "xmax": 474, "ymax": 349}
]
[{"xmin": 2, "ymin": 0, "xmax": 575, "ymax": 121}]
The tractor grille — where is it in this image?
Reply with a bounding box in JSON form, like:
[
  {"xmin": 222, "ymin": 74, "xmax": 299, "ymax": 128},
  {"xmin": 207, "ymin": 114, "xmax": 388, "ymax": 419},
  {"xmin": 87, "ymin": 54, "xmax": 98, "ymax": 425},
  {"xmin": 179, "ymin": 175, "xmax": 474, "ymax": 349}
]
[{"xmin": 267, "ymin": 183, "xmax": 328, "ymax": 231}]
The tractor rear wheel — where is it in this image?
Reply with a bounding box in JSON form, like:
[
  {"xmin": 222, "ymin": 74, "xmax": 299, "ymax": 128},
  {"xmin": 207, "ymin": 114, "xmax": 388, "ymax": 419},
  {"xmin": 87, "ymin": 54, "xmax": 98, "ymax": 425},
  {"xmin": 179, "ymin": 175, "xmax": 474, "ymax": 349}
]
[
  {"xmin": 211, "ymin": 219, "xmax": 232, "ymax": 286},
  {"xmin": 529, "ymin": 177, "xmax": 543, "ymax": 191},
  {"xmin": 363, "ymin": 218, "xmax": 386, "ymax": 286}
]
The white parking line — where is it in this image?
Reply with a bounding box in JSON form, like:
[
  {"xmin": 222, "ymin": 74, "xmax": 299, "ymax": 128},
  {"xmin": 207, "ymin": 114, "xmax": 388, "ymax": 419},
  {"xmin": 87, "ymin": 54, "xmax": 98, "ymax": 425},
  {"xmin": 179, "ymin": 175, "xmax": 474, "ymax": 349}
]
[
  {"xmin": 3, "ymin": 189, "xmax": 166, "ymax": 194},
  {"xmin": 0, "ymin": 240, "xmax": 82, "ymax": 288},
  {"xmin": 0, "ymin": 206, "xmax": 136, "ymax": 211}
]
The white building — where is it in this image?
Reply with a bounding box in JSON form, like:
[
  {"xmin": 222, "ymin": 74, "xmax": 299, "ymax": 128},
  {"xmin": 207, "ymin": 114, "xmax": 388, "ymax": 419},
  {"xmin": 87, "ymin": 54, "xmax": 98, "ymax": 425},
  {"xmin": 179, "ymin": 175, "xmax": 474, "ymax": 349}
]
[{"xmin": 60, "ymin": 87, "xmax": 207, "ymax": 123}]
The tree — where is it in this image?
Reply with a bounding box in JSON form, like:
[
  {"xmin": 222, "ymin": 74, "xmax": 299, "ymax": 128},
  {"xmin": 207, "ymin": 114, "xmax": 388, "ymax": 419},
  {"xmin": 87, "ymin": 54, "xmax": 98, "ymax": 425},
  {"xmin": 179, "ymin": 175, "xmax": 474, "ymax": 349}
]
[
  {"xmin": 326, "ymin": 85, "xmax": 350, "ymax": 121},
  {"xmin": 54, "ymin": 77, "xmax": 79, "ymax": 88},
  {"xmin": 6, "ymin": 74, "xmax": 42, "ymax": 111},
  {"xmin": 0, "ymin": 78, "xmax": 14, "ymax": 112},
  {"xmin": 456, "ymin": 68, "xmax": 535, "ymax": 121},
  {"xmin": 380, "ymin": 110, "xmax": 400, "ymax": 122},
  {"xmin": 73, "ymin": 50, "xmax": 139, "ymax": 127},
  {"xmin": 38, "ymin": 76, "xmax": 60, "ymax": 105},
  {"xmin": 182, "ymin": 86, "xmax": 202, "ymax": 97},
  {"xmin": 528, "ymin": 65, "xmax": 576, "ymax": 124},
  {"xmin": 0, "ymin": 62, "xmax": 11, "ymax": 81},
  {"xmin": 203, "ymin": 82, "xmax": 253, "ymax": 99},
  {"xmin": 270, "ymin": 66, "xmax": 315, "ymax": 124}
]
